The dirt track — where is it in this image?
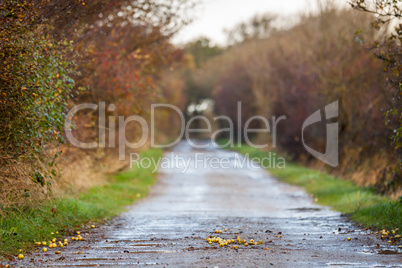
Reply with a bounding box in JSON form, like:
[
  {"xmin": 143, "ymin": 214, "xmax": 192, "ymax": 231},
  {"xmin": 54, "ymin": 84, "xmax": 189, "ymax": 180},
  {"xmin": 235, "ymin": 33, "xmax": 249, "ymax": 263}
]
[{"xmin": 18, "ymin": 141, "xmax": 401, "ymax": 267}]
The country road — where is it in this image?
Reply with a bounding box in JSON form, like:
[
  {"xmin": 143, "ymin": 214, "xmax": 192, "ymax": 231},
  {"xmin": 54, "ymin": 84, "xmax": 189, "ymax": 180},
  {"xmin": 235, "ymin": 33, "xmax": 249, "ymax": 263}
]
[{"xmin": 23, "ymin": 141, "xmax": 401, "ymax": 267}]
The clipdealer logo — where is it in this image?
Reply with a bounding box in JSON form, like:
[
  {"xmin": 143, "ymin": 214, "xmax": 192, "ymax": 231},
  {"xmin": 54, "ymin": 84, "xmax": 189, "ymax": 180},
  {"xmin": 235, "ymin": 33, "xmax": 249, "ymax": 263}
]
[
  {"xmin": 64, "ymin": 101, "xmax": 339, "ymax": 167},
  {"xmin": 302, "ymin": 101, "xmax": 339, "ymax": 167}
]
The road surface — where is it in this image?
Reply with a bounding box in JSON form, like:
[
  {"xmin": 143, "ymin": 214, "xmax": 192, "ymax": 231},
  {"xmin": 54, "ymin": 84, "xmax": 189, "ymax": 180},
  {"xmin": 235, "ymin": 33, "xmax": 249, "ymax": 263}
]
[{"xmin": 20, "ymin": 141, "xmax": 402, "ymax": 267}]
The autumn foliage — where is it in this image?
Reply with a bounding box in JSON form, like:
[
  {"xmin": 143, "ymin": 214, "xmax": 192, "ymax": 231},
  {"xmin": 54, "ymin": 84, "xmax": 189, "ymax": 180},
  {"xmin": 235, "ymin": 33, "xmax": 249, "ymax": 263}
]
[
  {"xmin": 187, "ymin": 6, "xmax": 401, "ymax": 196},
  {"xmin": 0, "ymin": 0, "xmax": 192, "ymax": 208},
  {"xmin": 1, "ymin": 0, "xmax": 401, "ymax": 208},
  {"xmin": 350, "ymin": 0, "xmax": 402, "ymax": 156}
]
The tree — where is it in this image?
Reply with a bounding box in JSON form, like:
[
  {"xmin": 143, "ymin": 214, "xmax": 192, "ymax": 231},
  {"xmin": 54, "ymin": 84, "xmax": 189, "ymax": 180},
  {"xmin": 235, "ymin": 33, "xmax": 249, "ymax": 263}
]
[
  {"xmin": 195, "ymin": 6, "xmax": 400, "ymax": 195},
  {"xmin": 224, "ymin": 13, "xmax": 276, "ymax": 45},
  {"xmin": 0, "ymin": 0, "xmax": 81, "ymax": 208},
  {"xmin": 184, "ymin": 37, "xmax": 223, "ymax": 69},
  {"xmin": 350, "ymin": 0, "xmax": 402, "ymax": 155},
  {"xmin": 0, "ymin": 0, "xmax": 195, "ymax": 208}
]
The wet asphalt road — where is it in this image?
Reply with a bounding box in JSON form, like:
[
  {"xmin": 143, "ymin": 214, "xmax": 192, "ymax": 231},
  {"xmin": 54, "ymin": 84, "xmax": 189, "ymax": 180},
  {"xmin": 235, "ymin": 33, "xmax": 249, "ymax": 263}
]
[{"xmin": 19, "ymin": 141, "xmax": 401, "ymax": 267}]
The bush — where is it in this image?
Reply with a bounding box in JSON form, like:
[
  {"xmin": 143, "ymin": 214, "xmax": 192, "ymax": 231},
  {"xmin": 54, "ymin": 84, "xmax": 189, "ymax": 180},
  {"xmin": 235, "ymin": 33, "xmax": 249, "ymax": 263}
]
[{"xmin": 0, "ymin": 1, "xmax": 80, "ymax": 208}]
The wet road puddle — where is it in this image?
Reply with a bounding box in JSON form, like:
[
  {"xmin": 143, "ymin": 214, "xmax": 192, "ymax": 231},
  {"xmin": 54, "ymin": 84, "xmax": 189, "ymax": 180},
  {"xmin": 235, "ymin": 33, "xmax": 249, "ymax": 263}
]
[
  {"xmin": 51, "ymin": 264, "xmax": 108, "ymax": 267},
  {"xmin": 131, "ymin": 244, "xmax": 158, "ymax": 247},
  {"xmin": 50, "ymin": 262, "xmax": 158, "ymax": 267},
  {"xmin": 128, "ymin": 250, "xmax": 177, "ymax": 254},
  {"xmin": 327, "ymin": 263, "xmax": 363, "ymax": 266},
  {"xmin": 74, "ymin": 258, "xmax": 115, "ymax": 261},
  {"xmin": 377, "ymin": 249, "xmax": 402, "ymax": 255},
  {"xmin": 107, "ymin": 240, "xmax": 136, "ymax": 243},
  {"xmin": 287, "ymin": 207, "xmax": 322, "ymax": 212}
]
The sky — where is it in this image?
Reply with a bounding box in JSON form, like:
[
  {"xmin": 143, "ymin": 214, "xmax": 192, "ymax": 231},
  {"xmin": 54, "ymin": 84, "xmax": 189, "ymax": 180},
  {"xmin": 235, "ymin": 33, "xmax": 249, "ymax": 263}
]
[{"xmin": 173, "ymin": 0, "xmax": 316, "ymax": 46}]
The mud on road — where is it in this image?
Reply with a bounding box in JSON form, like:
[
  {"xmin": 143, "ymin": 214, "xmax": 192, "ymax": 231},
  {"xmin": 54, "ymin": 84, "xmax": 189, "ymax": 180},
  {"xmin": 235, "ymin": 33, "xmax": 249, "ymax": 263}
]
[{"xmin": 18, "ymin": 141, "xmax": 402, "ymax": 267}]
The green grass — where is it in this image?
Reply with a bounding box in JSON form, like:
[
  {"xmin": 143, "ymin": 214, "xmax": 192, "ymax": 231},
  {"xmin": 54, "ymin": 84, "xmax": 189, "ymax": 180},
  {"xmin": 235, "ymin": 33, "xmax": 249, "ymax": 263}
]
[
  {"xmin": 0, "ymin": 149, "xmax": 162, "ymax": 257},
  {"xmin": 221, "ymin": 142, "xmax": 401, "ymax": 232}
]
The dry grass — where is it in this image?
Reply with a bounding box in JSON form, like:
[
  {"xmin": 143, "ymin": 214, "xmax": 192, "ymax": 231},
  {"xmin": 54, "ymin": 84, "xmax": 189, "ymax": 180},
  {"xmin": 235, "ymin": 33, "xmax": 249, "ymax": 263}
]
[
  {"xmin": 305, "ymin": 147, "xmax": 402, "ymax": 200},
  {"xmin": 0, "ymin": 144, "xmax": 146, "ymax": 212},
  {"xmin": 0, "ymin": 152, "xmax": 56, "ymax": 213},
  {"xmin": 52, "ymin": 146, "xmax": 143, "ymax": 197},
  {"xmin": 339, "ymin": 148, "xmax": 401, "ymax": 199}
]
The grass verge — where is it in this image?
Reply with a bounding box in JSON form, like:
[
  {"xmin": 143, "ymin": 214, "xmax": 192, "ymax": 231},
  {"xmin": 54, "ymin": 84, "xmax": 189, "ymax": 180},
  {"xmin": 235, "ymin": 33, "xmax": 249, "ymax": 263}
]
[
  {"xmin": 224, "ymin": 143, "xmax": 401, "ymax": 233},
  {"xmin": 0, "ymin": 149, "xmax": 162, "ymax": 257}
]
